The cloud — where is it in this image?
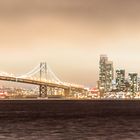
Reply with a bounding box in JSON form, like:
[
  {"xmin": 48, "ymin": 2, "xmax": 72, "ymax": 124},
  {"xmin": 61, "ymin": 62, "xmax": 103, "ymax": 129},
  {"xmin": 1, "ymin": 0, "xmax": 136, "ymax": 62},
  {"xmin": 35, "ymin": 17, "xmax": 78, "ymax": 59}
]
[{"xmin": 0, "ymin": 0, "xmax": 140, "ymax": 86}]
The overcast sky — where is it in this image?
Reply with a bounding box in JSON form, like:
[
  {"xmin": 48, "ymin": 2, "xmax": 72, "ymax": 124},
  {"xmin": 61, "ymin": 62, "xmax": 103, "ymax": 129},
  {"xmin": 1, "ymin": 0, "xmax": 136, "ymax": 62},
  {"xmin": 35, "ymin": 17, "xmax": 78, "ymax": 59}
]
[{"xmin": 0, "ymin": 0, "xmax": 140, "ymax": 87}]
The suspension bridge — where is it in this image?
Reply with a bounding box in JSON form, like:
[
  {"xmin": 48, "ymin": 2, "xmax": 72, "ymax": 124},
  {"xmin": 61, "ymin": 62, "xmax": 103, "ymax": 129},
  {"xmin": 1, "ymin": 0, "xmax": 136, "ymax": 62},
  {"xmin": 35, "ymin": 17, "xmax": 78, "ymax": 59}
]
[{"xmin": 0, "ymin": 62, "xmax": 87, "ymax": 98}]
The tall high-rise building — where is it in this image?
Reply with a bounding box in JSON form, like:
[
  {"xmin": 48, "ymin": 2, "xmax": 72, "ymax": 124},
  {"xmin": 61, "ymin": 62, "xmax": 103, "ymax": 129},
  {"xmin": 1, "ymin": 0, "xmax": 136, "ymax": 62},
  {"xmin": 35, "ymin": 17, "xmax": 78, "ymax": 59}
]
[
  {"xmin": 116, "ymin": 69, "xmax": 125, "ymax": 91},
  {"xmin": 99, "ymin": 55, "xmax": 114, "ymax": 92},
  {"xmin": 99, "ymin": 55, "xmax": 108, "ymax": 92},
  {"xmin": 105, "ymin": 61, "xmax": 114, "ymax": 91},
  {"xmin": 128, "ymin": 73, "xmax": 138, "ymax": 93}
]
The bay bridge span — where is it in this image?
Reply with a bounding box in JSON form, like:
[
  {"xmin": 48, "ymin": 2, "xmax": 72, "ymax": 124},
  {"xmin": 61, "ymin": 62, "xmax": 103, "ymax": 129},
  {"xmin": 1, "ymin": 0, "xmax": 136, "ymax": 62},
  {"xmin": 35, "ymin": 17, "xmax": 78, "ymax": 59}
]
[{"xmin": 0, "ymin": 63, "xmax": 88, "ymax": 98}]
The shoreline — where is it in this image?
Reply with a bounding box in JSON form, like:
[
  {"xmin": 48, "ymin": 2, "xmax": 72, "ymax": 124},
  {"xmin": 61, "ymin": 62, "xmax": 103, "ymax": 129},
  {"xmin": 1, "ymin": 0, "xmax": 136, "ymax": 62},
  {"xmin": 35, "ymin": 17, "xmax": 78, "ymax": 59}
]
[{"xmin": 0, "ymin": 99, "xmax": 139, "ymax": 118}]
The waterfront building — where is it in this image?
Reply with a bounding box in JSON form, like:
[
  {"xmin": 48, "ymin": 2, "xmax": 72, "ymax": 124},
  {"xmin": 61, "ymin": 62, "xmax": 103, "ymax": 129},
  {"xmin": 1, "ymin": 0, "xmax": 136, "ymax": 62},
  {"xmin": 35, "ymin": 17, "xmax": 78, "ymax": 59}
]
[
  {"xmin": 137, "ymin": 77, "xmax": 140, "ymax": 92},
  {"xmin": 128, "ymin": 73, "xmax": 138, "ymax": 93},
  {"xmin": 116, "ymin": 69, "xmax": 125, "ymax": 91},
  {"xmin": 99, "ymin": 55, "xmax": 114, "ymax": 93},
  {"xmin": 124, "ymin": 79, "xmax": 131, "ymax": 92}
]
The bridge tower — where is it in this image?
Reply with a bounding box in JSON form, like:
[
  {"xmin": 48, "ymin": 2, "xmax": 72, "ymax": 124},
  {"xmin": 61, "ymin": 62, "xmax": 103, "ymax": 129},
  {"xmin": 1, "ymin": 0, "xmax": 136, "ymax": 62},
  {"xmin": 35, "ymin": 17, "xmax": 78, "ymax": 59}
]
[{"xmin": 39, "ymin": 62, "xmax": 47, "ymax": 97}]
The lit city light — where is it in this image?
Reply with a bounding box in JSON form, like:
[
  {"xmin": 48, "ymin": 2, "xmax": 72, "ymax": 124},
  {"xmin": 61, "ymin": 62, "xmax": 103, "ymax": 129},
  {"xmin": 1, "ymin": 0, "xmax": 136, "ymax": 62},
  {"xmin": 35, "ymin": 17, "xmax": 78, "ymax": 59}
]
[
  {"xmin": 0, "ymin": 56, "xmax": 140, "ymax": 99},
  {"xmin": 98, "ymin": 55, "xmax": 140, "ymax": 99}
]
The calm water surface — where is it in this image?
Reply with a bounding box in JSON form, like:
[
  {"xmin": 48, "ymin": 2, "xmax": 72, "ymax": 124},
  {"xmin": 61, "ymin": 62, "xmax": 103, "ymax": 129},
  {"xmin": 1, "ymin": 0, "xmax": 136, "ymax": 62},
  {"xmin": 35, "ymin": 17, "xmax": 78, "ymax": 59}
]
[{"xmin": 0, "ymin": 116, "xmax": 140, "ymax": 140}]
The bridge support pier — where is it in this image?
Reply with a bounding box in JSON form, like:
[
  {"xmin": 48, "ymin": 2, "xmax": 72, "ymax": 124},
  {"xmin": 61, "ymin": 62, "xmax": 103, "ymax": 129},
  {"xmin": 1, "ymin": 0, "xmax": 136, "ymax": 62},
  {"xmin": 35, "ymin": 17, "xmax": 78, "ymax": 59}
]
[
  {"xmin": 64, "ymin": 88, "xmax": 71, "ymax": 97},
  {"xmin": 39, "ymin": 85, "xmax": 47, "ymax": 98}
]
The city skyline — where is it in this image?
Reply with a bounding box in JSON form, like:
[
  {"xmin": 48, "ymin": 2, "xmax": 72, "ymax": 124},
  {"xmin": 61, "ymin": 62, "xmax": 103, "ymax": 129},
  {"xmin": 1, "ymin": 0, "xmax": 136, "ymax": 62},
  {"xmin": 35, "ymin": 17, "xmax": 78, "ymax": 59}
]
[
  {"xmin": 1, "ymin": 0, "xmax": 140, "ymax": 87},
  {"xmin": 1, "ymin": 1, "xmax": 140, "ymax": 140},
  {"xmin": 98, "ymin": 55, "xmax": 140, "ymax": 94}
]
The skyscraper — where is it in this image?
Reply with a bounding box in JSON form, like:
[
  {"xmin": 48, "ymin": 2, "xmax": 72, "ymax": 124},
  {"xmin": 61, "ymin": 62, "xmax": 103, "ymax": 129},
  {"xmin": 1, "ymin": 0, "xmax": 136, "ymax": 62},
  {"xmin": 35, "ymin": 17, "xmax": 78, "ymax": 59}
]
[
  {"xmin": 99, "ymin": 55, "xmax": 108, "ymax": 92},
  {"xmin": 128, "ymin": 73, "xmax": 138, "ymax": 93},
  {"xmin": 99, "ymin": 55, "xmax": 114, "ymax": 93},
  {"xmin": 105, "ymin": 61, "xmax": 114, "ymax": 92},
  {"xmin": 116, "ymin": 69, "xmax": 125, "ymax": 91}
]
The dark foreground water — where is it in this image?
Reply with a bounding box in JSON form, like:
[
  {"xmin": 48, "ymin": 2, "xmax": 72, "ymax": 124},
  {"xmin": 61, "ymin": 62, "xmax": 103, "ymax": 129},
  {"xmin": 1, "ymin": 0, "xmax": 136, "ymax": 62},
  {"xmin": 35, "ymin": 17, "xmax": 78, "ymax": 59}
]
[
  {"xmin": 1, "ymin": 116, "xmax": 140, "ymax": 140},
  {"xmin": 0, "ymin": 100, "xmax": 140, "ymax": 139}
]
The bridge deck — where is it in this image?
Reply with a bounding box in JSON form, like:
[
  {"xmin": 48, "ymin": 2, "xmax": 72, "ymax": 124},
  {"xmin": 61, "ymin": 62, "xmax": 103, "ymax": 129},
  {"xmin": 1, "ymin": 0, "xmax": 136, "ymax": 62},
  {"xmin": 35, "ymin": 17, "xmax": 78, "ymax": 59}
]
[{"xmin": 0, "ymin": 76, "xmax": 85, "ymax": 91}]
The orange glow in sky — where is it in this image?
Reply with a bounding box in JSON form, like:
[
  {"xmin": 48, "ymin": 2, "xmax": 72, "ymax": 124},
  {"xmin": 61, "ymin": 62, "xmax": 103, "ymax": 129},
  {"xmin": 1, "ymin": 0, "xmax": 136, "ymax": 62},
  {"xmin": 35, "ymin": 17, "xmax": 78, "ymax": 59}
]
[{"xmin": 0, "ymin": 0, "xmax": 140, "ymax": 86}]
